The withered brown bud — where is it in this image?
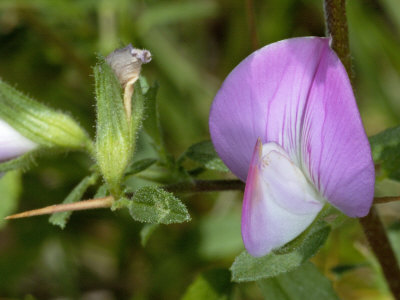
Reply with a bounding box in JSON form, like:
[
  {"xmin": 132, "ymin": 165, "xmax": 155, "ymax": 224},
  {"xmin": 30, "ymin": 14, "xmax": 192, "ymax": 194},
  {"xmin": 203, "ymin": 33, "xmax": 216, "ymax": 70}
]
[
  {"xmin": 105, "ymin": 44, "xmax": 152, "ymax": 119},
  {"xmin": 106, "ymin": 44, "xmax": 151, "ymax": 89}
]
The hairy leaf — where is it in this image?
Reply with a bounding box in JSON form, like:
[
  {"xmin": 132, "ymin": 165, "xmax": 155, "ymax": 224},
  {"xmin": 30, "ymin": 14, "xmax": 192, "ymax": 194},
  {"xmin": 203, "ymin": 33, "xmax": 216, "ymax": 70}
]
[
  {"xmin": 230, "ymin": 222, "xmax": 331, "ymax": 282},
  {"xmin": 49, "ymin": 173, "xmax": 99, "ymax": 229},
  {"xmin": 129, "ymin": 186, "xmax": 190, "ymax": 224}
]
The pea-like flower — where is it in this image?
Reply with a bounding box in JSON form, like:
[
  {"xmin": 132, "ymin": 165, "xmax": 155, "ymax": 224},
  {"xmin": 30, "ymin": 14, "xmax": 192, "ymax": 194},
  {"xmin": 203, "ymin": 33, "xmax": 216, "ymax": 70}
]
[
  {"xmin": 0, "ymin": 118, "xmax": 37, "ymax": 162},
  {"xmin": 209, "ymin": 37, "xmax": 375, "ymax": 257}
]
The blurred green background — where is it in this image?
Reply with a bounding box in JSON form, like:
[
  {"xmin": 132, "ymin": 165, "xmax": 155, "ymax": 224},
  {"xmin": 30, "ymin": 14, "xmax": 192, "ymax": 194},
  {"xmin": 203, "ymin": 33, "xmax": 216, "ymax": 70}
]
[{"xmin": 0, "ymin": 0, "xmax": 400, "ymax": 299}]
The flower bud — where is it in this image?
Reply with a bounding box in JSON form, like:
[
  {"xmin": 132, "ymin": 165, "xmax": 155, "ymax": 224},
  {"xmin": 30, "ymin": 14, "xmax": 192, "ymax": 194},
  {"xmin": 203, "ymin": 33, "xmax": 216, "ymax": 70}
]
[{"xmin": 0, "ymin": 79, "xmax": 91, "ymax": 151}]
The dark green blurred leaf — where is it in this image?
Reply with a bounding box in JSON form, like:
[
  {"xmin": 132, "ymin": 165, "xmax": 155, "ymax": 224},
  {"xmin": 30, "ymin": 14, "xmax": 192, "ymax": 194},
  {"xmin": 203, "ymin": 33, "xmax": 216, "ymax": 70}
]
[
  {"xmin": 142, "ymin": 82, "xmax": 165, "ymax": 152},
  {"xmin": 49, "ymin": 173, "xmax": 99, "ymax": 229},
  {"xmin": 257, "ymin": 262, "xmax": 339, "ymax": 300},
  {"xmin": 330, "ymin": 264, "xmax": 367, "ymax": 277},
  {"xmin": 93, "ymin": 183, "xmax": 109, "ymax": 198},
  {"xmin": 129, "ymin": 186, "xmax": 190, "ymax": 224},
  {"xmin": 0, "ymin": 171, "xmax": 22, "ymax": 228},
  {"xmin": 185, "ymin": 141, "xmax": 229, "ymax": 172},
  {"xmin": 230, "ymin": 222, "xmax": 331, "ymax": 282},
  {"xmin": 140, "ymin": 223, "xmax": 159, "ymax": 247},
  {"xmin": 126, "ymin": 158, "xmax": 157, "ymax": 176},
  {"xmin": 369, "ymin": 126, "xmax": 400, "ymax": 180},
  {"xmin": 181, "ymin": 269, "xmax": 232, "ymax": 300}
]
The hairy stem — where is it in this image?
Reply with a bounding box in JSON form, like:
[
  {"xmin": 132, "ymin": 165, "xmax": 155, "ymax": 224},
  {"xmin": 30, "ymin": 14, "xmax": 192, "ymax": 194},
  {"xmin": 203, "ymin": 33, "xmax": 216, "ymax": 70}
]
[
  {"xmin": 325, "ymin": 1, "xmax": 400, "ymax": 298},
  {"xmin": 324, "ymin": 0, "xmax": 352, "ymax": 77}
]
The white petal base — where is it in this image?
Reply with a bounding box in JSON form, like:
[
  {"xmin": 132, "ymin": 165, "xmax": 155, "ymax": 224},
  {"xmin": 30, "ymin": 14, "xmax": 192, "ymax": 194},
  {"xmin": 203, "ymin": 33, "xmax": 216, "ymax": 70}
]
[
  {"xmin": 242, "ymin": 140, "xmax": 324, "ymax": 257},
  {"xmin": 0, "ymin": 119, "xmax": 37, "ymax": 162}
]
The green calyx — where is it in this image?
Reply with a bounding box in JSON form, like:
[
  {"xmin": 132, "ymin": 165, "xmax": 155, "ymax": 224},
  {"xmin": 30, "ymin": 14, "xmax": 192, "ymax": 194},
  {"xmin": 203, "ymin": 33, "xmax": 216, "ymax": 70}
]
[
  {"xmin": 0, "ymin": 79, "xmax": 91, "ymax": 151},
  {"xmin": 94, "ymin": 57, "xmax": 145, "ymax": 197}
]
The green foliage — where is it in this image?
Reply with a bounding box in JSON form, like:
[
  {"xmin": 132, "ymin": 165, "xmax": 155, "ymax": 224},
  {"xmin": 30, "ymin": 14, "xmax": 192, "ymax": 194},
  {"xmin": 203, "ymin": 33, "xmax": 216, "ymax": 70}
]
[
  {"xmin": 129, "ymin": 186, "xmax": 190, "ymax": 224},
  {"xmin": 140, "ymin": 223, "xmax": 159, "ymax": 247},
  {"xmin": 181, "ymin": 269, "xmax": 232, "ymax": 300},
  {"xmin": 184, "ymin": 141, "xmax": 229, "ymax": 172},
  {"xmin": 94, "ymin": 58, "xmax": 132, "ymax": 195},
  {"xmin": 142, "ymin": 82, "xmax": 167, "ymax": 158},
  {"xmin": 0, "ymin": 152, "xmax": 36, "ymax": 172},
  {"xmin": 369, "ymin": 126, "xmax": 400, "ymax": 180},
  {"xmin": 0, "ymin": 171, "xmax": 22, "ymax": 228},
  {"xmin": 0, "ymin": 79, "xmax": 91, "ymax": 150},
  {"xmin": 126, "ymin": 158, "xmax": 157, "ymax": 176},
  {"xmin": 49, "ymin": 173, "xmax": 99, "ymax": 229},
  {"xmin": 257, "ymin": 262, "xmax": 339, "ymax": 300},
  {"xmin": 230, "ymin": 221, "xmax": 331, "ymax": 282}
]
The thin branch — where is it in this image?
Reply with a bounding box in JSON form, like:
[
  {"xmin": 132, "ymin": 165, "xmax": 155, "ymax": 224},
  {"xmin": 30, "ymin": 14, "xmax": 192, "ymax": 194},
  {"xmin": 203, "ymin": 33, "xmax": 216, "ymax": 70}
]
[
  {"xmin": 373, "ymin": 196, "xmax": 400, "ymax": 205},
  {"xmin": 359, "ymin": 207, "xmax": 400, "ymax": 298},
  {"xmin": 6, "ymin": 196, "xmax": 114, "ymax": 219},
  {"xmin": 324, "ymin": 1, "xmax": 400, "ymax": 298},
  {"xmin": 5, "ymin": 180, "xmax": 245, "ymax": 220},
  {"xmin": 324, "ymin": 0, "xmax": 352, "ymax": 77},
  {"xmin": 245, "ymin": 0, "xmax": 259, "ymax": 51},
  {"xmin": 164, "ymin": 179, "xmax": 245, "ymax": 193}
]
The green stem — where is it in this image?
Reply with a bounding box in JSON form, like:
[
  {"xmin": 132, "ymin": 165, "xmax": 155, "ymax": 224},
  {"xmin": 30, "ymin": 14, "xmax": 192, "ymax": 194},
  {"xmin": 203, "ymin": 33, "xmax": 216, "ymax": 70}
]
[{"xmin": 324, "ymin": 1, "xmax": 400, "ymax": 298}]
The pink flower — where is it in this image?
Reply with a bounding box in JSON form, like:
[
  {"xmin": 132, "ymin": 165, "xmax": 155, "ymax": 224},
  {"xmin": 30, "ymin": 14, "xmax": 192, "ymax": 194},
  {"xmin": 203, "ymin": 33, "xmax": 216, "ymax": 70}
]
[{"xmin": 209, "ymin": 37, "xmax": 375, "ymax": 257}]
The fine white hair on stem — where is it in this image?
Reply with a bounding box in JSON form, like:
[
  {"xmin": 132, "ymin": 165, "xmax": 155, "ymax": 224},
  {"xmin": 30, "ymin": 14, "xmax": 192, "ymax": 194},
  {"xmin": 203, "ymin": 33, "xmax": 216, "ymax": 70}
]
[{"xmin": 106, "ymin": 44, "xmax": 152, "ymax": 119}]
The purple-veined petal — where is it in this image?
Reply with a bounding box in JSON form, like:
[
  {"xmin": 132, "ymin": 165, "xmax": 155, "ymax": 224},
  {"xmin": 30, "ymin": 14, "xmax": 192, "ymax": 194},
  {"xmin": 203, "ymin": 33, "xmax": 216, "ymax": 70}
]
[
  {"xmin": 0, "ymin": 119, "xmax": 37, "ymax": 162},
  {"xmin": 242, "ymin": 140, "xmax": 323, "ymax": 257},
  {"xmin": 209, "ymin": 37, "xmax": 374, "ymax": 217}
]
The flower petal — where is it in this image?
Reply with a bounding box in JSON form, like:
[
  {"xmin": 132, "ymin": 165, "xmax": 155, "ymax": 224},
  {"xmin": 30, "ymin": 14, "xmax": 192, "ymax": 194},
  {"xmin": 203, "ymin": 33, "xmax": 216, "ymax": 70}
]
[
  {"xmin": 242, "ymin": 140, "xmax": 323, "ymax": 257},
  {"xmin": 297, "ymin": 41, "xmax": 374, "ymax": 217},
  {"xmin": 0, "ymin": 119, "xmax": 37, "ymax": 162},
  {"xmin": 210, "ymin": 37, "xmax": 374, "ymax": 217}
]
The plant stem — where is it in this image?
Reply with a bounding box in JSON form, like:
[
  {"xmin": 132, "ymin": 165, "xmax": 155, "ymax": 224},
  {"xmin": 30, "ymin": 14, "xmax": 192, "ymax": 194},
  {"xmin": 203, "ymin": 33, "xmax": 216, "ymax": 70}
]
[
  {"xmin": 359, "ymin": 207, "xmax": 400, "ymax": 298},
  {"xmin": 164, "ymin": 179, "xmax": 245, "ymax": 193},
  {"xmin": 324, "ymin": 0, "xmax": 352, "ymax": 77},
  {"xmin": 325, "ymin": 1, "xmax": 400, "ymax": 298},
  {"xmin": 245, "ymin": 0, "xmax": 259, "ymax": 51}
]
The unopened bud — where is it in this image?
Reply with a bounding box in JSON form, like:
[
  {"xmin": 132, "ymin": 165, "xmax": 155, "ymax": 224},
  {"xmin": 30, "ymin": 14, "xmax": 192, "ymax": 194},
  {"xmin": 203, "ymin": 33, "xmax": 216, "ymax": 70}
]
[
  {"xmin": 106, "ymin": 44, "xmax": 151, "ymax": 119},
  {"xmin": 106, "ymin": 44, "xmax": 151, "ymax": 88}
]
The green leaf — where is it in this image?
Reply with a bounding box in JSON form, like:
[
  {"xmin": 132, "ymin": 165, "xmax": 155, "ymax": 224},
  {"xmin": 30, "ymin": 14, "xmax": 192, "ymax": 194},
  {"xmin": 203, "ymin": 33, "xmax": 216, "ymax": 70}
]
[
  {"xmin": 126, "ymin": 158, "xmax": 157, "ymax": 176},
  {"xmin": 140, "ymin": 223, "xmax": 159, "ymax": 247},
  {"xmin": 129, "ymin": 186, "xmax": 191, "ymax": 224},
  {"xmin": 181, "ymin": 269, "xmax": 232, "ymax": 300},
  {"xmin": 369, "ymin": 126, "xmax": 400, "ymax": 180},
  {"xmin": 93, "ymin": 183, "xmax": 109, "ymax": 198},
  {"xmin": 94, "ymin": 57, "xmax": 131, "ymax": 194},
  {"xmin": 185, "ymin": 141, "xmax": 229, "ymax": 172},
  {"xmin": 257, "ymin": 262, "xmax": 339, "ymax": 300},
  {"xmin": 49, "ymin": 173, "xmax": 99, "ymax": 229},
  {"xmin": 0, "ymin": 171, "xmax": 22, "ymax": 228},
  {"xmin": 0, "ymin": 152, "xmax": 36, "ymax": 172},
  {"xmin": 230, "ymin": 222, "xmax": 331, "ymax": 282},
  {"xmin": 0, "ymin": 79, "xmax": 90, "ymax": 150}
]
